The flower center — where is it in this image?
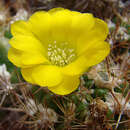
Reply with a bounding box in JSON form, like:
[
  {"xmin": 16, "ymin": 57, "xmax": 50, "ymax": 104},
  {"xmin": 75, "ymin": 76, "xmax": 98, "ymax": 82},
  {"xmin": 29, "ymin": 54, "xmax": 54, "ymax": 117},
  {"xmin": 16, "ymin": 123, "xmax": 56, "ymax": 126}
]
[{"xmin": 47, "ymin": 41, "xmax": 76, "ymax": 67}]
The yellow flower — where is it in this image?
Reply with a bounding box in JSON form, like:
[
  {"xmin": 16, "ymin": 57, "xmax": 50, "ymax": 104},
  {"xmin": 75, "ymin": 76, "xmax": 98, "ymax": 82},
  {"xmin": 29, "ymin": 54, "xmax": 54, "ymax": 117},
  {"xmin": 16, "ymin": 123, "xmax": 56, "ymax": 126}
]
[{"xmin": 8, "ymin": 8, "xmax": 110, "ymax": 95}]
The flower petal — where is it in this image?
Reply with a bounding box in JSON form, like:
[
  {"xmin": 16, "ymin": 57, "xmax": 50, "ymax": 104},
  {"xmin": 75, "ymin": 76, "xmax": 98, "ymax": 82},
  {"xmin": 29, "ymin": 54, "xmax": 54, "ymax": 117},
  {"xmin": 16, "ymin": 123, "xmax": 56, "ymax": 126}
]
[
  {"xmin": 9, "ymin": 35, "xmax": 45, "ymax": 53},
  {"xmin": 94, "ymin": 18, "xmax": 109, "ymax": 40},
  {"xmin": 48, "ymin": 7, "xmax": 65, "ymax": 14},
  {"xmin": 83, "ymin": 41, "xmax": 110, "ymax": 66},
  {"xmin": 71, "ymin": 13, "xmax": 95, "ymax": 34},
  {"xmin": 28, "ymin": 11, "xmax": 51, "ymax": 45},
  {"xmin": 21, "ymin": 67, "xmax": 35, "ymax": 84},
  {"xmin": 50, "ymin": 9, "xmax": 73, "ymax": 42},
  {"xmin": 77, "ymin": 18, "xmax": 109, "ymax": 55},
  {"xmin": 8, "ymin": 47, "xmax": 49, "ymax": 68},
  {"xmin": 8, "ymin": 47, "xmax": 22, "ymax": 67},
  {"xmin": 11, "ymin": 20, "xmax": 32, "ymax": 36},
  {"xmin": 50, "ymin": 9, "xmax": 95, "ymax": 47},
  {"xmin": 61, "ymin": 55, "xmax": 88, "ymax": 75},
  {"xmin": 62, "ymin": 41, "xmax": 110, "ymax": 76},
  {"xmin": 21, "ymin": 65, "xmax": 62, "ymax": 87},
  {"xmin": 21, "ymin": 52, "xmax": 49, "ymax": 66},
  {"xmin": 69, "ymin": 13, "xmax": 95, "ymax": 48},
  {"xmin": 48, "ymin": 75, "xmax": 80, "ymax": 95}
]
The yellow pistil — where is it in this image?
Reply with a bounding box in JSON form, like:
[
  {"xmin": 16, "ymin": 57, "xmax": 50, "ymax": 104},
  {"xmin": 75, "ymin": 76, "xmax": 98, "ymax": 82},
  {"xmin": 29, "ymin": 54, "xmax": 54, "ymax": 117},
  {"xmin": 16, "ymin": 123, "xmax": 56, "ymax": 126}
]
[{"xmin": 47, "ymin": 41, "xmax": 76, "ymax": 67}]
